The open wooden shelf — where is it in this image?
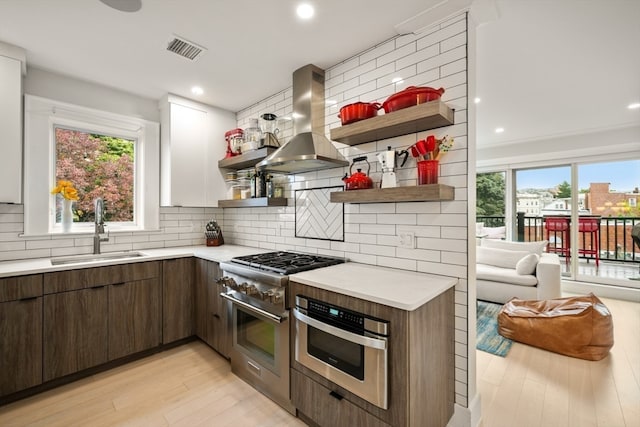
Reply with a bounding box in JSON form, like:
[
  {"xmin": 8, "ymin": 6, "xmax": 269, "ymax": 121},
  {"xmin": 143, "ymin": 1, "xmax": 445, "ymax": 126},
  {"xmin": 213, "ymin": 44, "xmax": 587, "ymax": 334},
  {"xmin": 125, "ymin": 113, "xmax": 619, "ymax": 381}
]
[
  {"xmin": 330, "ymin": 101, "xmax": 454, "ymax": 146},
  {"xmin": 218, "ymin": 197, "xmax": 288, "ymax": 208},
  {"xmin": 329, "ymin": 184, "xmax": 454, "ymax": 204},
  {"xmin": 217, "ymin": 147, "xmax": 277, "ymax": 170}
]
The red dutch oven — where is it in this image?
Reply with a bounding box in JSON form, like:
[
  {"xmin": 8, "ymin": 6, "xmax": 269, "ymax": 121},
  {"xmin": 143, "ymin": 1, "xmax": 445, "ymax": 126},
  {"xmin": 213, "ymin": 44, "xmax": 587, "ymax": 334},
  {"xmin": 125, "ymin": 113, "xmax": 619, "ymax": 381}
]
[
  {"xmin": 338, "ymin": 102, "xmax": 381, "ymax": 126},
  {"xmin": 382, "ymin": 86, "xmax": 445, "ymax": 113}
]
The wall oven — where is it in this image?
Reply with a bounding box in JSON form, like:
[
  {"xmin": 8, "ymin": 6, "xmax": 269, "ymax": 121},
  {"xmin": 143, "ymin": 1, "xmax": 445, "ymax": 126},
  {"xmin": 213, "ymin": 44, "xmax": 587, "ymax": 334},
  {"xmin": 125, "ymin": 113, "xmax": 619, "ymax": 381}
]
[{"xmin": 293, "ymin": 295, "xmax": 389, "ymax": 409}]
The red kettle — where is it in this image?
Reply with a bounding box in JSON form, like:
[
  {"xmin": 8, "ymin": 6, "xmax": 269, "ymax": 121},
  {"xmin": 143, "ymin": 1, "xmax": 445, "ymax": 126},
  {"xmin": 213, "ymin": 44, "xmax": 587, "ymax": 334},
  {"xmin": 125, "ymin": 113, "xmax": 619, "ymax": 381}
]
[{"xmin": 342, "ymin": 156, "xmax": 373, "ymax": 190}]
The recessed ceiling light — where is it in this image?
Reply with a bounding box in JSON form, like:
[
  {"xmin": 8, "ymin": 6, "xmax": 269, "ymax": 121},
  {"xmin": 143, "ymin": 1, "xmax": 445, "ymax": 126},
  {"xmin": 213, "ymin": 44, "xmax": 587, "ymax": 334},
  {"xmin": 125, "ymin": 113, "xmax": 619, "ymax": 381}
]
[
  {"xmin": 495, "ymin": 127, "xmax": 504, "ymax": 133},
  {"xmin": 98, "ymin": 0, "xmax": 142, "ymax": 13},
  {"xmin": 297, "ymin": 3, "xmax": 314, "ymax": 19},
  {"xmin": 191, "ymin": 86, "xmax": 204, "ymax": 96},
  {"xmin": 474, "ymin": 97, "xmax": 481, "ymax": 104},
  {"xmin": 628, "ymin": 102, "xmax": 640, "ymax": 110}
]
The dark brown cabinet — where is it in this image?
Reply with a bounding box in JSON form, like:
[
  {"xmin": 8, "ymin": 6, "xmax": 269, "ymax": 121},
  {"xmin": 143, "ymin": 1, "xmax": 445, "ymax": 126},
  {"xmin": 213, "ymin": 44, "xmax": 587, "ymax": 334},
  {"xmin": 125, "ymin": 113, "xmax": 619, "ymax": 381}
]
[
  {"xmin": 41, "ymin": 261, "xmax": 162, "ymax": 380},
  {"xmin": 43, "ymin": 286, "xmax": 108, "ymax": 381},
  {"xmin": 195, "ymin": 259, "xmax": 228, "ymax": 357},
  {"xmin": 109, "ymin": 276, "xmax": 161, "ymax": 360},
  {"xmin": 0, "ymin": 274, "xmax": 43, "ymax": 397},
  {"xmin": 162, "ymin": 258, "xmax": 194, "ymax": 343}
]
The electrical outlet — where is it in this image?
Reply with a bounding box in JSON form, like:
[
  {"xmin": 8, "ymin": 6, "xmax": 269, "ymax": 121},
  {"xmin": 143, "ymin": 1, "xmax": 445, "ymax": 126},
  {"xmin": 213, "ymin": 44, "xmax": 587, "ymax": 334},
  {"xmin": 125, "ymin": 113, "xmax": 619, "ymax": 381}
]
[{"xmin": 398, "ymin": 232, "xmax": 415, "ymax": 249}]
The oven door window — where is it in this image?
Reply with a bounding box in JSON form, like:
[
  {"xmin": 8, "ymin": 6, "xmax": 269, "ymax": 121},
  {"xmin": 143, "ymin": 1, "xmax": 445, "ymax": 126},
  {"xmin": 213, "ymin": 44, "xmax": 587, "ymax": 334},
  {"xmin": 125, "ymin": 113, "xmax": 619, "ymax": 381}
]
[
  {"xmin": 308, "ymin": 325, "xmax": 364, "ymax": 380},
  {"xmin": 235, "ymin": 306, "xmax": 277, "ymax": 371}
]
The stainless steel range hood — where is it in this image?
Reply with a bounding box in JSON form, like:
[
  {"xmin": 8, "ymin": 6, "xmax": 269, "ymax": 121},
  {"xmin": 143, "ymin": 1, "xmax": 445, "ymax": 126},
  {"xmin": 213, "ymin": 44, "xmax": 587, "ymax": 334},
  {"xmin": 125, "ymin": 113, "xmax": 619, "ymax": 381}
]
[{"xmin": 256, "ymin": 64, "xmax": 349, "ymax": 174}]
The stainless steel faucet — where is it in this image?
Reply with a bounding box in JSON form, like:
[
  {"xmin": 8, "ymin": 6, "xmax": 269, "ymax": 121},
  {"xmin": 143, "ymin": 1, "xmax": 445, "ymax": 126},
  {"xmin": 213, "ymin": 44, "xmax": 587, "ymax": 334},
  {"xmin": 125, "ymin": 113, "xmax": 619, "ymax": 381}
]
[{"xmin": 93, "ymin": 197, "xmax": 109, "ymax": 254}]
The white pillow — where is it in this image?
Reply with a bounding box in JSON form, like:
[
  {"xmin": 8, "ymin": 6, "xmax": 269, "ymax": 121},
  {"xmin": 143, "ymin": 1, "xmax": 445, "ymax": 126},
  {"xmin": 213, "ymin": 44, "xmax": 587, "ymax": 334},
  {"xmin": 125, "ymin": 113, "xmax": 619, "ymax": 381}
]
[
  {"xmin": 481, "ymin": 239, "xmax": 548, "ymax": 255},
  {"xmin": 483, "ymin": 226, "xmax": 506, "ymax": 239},
  {"xmin": 515, "ymin": 253, "xmax": 539, "ymax": 275},
  {"xmin": 476, "ymin": 246, "xmax": 530, "ymax": 269}
]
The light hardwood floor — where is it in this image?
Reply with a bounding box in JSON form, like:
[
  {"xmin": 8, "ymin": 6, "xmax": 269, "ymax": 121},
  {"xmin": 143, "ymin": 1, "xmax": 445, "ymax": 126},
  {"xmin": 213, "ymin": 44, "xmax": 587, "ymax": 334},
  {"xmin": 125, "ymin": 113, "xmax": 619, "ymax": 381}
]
[
  {"xmin": 0, "ymin": 341, "xmax": 306, "ymax": 427},
  {"xmin": 477, "ymin": 296, "xmax": 640, "ymax": 427},
  {"xmin": 1, "ymin": 297, "xmax": 637, "ymax": 427}
]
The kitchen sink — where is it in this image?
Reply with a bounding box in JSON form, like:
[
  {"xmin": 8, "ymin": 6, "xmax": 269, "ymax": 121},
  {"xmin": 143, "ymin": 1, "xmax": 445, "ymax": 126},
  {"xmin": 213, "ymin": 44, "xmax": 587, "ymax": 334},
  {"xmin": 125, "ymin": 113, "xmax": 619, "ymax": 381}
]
[{"xmin": 50, "ymin": 251, "xmax": 146, "ymax": 266}]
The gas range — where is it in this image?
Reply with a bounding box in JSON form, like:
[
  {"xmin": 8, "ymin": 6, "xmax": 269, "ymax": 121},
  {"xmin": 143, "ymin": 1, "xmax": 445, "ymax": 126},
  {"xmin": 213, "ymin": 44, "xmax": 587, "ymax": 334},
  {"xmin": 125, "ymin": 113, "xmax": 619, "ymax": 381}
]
[{"xmin": 218, "ymin": 251, "xmax": 345, "ymax": 314}]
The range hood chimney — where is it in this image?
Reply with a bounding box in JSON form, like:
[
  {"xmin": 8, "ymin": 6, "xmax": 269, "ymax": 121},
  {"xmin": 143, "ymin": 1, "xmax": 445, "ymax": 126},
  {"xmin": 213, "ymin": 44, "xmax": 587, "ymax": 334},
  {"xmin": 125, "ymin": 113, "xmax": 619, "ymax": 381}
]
[{"xmin": 256, "ymin": 64, "xmax": 349, "ymax": 174}]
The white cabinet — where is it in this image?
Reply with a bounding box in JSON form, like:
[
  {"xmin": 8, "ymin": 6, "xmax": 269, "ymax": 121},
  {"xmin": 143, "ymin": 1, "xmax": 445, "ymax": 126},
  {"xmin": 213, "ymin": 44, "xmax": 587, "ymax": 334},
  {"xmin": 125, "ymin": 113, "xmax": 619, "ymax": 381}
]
[
  {"xmin": 160, "ymin": 94, "xmax": 235, "ymax": 207},
  {"xmin": 0, "ymin": 47, "xmax": 25, "ymax": 203}
]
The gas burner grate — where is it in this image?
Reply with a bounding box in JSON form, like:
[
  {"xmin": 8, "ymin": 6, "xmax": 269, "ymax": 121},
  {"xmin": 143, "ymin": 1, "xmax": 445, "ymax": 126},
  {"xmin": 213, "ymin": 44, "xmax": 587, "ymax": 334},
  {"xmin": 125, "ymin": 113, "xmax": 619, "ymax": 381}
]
[{"xmin": 231, "ymin": 251, "xmax": 344, "ymax": 275}]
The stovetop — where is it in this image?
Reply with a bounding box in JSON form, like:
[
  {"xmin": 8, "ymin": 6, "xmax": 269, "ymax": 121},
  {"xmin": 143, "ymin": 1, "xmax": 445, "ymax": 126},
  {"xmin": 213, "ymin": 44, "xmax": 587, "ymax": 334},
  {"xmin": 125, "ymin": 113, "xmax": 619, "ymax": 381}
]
[{"xmin": 230, "ymin": 251, "xmax": 345, "ymax": 275}]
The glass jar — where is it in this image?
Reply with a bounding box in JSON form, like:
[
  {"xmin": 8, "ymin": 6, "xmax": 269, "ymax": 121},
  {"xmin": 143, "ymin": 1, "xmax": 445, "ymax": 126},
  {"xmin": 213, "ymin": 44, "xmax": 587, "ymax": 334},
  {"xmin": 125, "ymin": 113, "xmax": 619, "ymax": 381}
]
[{"xmin": 243, "ymin": 118, "xmax": 261, "ymax": 152}]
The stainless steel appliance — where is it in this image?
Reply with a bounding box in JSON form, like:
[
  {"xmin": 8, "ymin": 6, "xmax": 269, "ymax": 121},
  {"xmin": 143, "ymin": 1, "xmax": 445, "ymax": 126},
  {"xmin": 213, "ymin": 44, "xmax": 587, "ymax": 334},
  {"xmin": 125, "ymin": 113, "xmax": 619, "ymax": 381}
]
[
  {"xmin": 293, "ymin": 295, "xmax": 389, "ymax": 409},
  {"xmin": 217, "ymin": 251, "xmax": 345, "ymax": 414}
]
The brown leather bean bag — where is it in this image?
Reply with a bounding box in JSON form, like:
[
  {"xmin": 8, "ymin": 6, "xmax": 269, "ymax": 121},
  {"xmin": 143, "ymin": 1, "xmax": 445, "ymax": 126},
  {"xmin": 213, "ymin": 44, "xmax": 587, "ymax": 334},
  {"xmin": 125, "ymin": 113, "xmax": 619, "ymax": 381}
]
[{"xmin": 497, "ymin": 293, "xmax": 613, "ymax": 361}]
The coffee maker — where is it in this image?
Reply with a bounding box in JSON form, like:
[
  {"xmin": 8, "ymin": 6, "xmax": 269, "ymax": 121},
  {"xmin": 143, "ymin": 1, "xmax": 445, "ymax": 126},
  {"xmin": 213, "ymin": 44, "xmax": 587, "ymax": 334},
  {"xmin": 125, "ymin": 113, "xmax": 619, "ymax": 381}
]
[{"xmin": 376, "ymin": 146, "xmax": 408, "ymax": 188}]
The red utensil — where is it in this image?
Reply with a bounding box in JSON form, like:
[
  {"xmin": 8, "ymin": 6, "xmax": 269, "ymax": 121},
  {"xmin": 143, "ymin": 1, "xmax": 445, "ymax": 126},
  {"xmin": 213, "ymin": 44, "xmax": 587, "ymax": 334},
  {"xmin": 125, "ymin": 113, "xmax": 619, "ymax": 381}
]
[
  {"xmin": 415, "ymin": 139, "xmax": 428, "ymax": 155},
  {"xmin": 425, "ymin": 135, "xmax": 436, "ymax": 152}
]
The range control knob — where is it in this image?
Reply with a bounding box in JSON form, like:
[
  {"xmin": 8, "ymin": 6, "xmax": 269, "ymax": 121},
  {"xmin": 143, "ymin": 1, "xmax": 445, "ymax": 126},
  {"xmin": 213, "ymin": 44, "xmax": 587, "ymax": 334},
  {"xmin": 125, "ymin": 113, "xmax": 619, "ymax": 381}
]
[{"xmin": 245, "ymin": 285, "xmax": 259, "ymax": 296}]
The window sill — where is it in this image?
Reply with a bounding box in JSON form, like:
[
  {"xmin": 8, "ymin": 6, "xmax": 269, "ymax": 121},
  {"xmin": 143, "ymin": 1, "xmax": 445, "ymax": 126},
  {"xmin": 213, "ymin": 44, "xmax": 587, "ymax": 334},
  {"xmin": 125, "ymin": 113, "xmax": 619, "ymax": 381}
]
[{"xmin": 20, "ymin": 228, "xmax": 162, "ymax": 238}]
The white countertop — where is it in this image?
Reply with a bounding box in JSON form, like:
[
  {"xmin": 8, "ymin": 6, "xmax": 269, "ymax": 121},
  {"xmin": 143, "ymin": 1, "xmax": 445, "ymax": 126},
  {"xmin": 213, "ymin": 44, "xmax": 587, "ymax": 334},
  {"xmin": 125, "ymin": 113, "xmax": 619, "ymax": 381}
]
[
  {"xmin": 290, "ymin": 263, "xmax": 457, "ymax": 311},
  {"xmin": 0, "ymin": 245, "xmax": 268, "ymax": 278},
  {"xmin": 0, "ymin": 246, "xmax": 457, "ymax": 311}
]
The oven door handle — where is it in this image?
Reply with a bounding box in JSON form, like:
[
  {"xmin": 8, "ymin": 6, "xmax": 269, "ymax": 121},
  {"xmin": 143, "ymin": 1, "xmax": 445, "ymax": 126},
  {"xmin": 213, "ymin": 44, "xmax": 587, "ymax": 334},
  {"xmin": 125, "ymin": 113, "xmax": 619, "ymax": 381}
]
[
  {"xmin": 293, "ymin": 308, "xmax": 386, "ymax": 350},
  {"xmin": 220, "ymin": 292, "xmax": 286, "ymax": 324}
]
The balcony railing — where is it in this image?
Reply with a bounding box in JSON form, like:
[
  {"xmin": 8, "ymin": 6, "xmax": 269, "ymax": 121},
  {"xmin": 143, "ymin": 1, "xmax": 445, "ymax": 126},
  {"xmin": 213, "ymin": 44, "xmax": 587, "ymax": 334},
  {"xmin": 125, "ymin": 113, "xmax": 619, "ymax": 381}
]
[{"xmin": 477, "ymin": 214, "xmax": 640, "ymax": 264}]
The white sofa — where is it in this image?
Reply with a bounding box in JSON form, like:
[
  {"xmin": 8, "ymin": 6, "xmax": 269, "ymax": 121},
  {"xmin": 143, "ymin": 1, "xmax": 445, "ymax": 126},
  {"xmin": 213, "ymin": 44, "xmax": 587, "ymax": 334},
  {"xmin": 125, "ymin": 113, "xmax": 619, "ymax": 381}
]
[{"xmin": 476, "ymin": 239, "xmax": 562, "ymax": 304}]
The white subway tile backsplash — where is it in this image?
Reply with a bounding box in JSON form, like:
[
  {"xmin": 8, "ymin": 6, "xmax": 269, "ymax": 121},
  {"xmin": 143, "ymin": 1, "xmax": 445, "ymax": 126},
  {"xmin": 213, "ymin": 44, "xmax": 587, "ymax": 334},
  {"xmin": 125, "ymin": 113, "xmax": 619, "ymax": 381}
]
[
  {"xmin": 360, "ymin": 244, "xmax": 395, "ymax": 257},
  {"xmin": 359, "ymin": 39, "xmax": 395, "ymax": 64},
  {"xmin": 359, "ymin": 62, "xmax": 395, "ymax": 85},
  {"xmin": 359, "ymin": 224, "xmax": 396, "ymax": 235},
  {"xmin": 326, "ymin": 57, "xmax": 360, "ymax": 80},
  {"xmin": 396, "ymin": 43, "xmax": 439, "ymax": 72},
  {"xmin": 396, "ymin": 247, "xmax": 440, "ymax": 262},
  {"xmin": 376, "ymin": 42, "xmax": 416, "ymax": 67},
  {"xmin": 344, "ymin": 251, "xmax": 377, "ymax": 265},
  {"xmin": 376, "ymin": 214, "xmax": 417, "ymax": 225},
  {"xmin": 377, "ymin": 256, "xmax": 416, "ymax": 271}
]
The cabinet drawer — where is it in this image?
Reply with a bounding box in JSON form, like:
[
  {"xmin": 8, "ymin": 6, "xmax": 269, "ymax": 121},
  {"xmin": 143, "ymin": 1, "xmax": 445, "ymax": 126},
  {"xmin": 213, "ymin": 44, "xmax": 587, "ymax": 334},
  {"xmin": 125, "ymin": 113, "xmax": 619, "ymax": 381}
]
[
  {"xmin": 291, "ymin": 369, "xmax": 390, "ymax": 427},
  {"xmin": 121, "ymin": 261, "xmax": 160, "ymax": 282},
  {"xmin": 44, "ymin": 265, "xmax": 123, "ymax": 293},
  {"xmin": 0, "ymin": 274, "xmax": 43, "ymax": 302}
]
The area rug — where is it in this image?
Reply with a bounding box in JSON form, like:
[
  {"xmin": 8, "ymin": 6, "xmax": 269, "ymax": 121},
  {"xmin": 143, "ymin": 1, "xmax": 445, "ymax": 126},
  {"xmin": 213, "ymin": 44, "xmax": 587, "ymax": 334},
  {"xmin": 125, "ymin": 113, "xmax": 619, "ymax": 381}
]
[{"xmin": 477, "ymin": 300, "xmax": 513, "ymax": 357}]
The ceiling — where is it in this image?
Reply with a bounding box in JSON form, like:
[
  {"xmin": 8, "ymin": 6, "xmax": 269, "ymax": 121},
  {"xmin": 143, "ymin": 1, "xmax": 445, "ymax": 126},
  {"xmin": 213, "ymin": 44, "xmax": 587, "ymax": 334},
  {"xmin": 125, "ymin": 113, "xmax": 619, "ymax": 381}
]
[{"xmin": 0, "ymin": 0, "xmax": 638, "ymax": 147}]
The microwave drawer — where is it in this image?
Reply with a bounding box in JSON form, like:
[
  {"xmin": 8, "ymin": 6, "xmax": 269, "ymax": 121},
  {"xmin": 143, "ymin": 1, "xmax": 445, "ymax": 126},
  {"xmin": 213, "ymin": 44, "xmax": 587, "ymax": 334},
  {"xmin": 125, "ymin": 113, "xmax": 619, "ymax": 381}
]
[{"xmin": 291, "ymin": 369, "xmax": 390, "ymax": 427}]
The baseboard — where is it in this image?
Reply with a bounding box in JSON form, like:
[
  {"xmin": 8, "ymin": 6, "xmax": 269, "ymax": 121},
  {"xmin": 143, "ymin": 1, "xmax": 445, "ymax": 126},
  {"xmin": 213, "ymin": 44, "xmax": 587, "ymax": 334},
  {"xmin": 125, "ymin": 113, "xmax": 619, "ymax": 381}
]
[
  {"xmin": 562, "ymin": 280, "xmax": 640, "ymax": 302},
  {"xmin": 447, "ymin": 394, "xmax": 482, "ymax": 427}
]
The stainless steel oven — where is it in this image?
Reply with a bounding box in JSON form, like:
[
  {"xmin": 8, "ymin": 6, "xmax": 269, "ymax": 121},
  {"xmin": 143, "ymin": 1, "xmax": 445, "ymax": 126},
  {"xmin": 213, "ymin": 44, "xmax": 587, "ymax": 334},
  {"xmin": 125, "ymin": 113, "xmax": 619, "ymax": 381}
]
[
  {"xmin": 293, "ymin": 295, "xmax": 389, "ymax": 409},
  {"xmin": 218, "ymin": 251, "xmax": 345, "ymax": 415}
]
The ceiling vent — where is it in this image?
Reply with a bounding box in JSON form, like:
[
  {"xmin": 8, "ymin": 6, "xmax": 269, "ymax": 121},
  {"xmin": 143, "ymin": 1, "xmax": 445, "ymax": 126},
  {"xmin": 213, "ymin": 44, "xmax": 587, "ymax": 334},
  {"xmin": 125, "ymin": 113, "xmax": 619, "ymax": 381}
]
[{"xmin": 166, "ymin": 35, "xmax": 206, "ymax": 61}]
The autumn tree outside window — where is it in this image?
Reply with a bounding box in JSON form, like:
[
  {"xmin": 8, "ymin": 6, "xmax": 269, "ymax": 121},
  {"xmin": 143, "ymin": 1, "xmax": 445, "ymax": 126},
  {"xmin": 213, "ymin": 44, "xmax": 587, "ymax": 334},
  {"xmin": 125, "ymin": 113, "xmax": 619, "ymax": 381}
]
[{"xmin": 54, "ymin": 126, "xmax": 135, "ymax": 226}]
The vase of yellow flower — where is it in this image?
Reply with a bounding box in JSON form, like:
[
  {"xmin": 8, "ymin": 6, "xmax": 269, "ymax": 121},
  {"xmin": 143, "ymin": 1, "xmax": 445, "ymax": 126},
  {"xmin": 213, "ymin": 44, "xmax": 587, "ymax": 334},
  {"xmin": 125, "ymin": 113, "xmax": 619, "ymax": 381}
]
[{"xmin": 51, "ymin": 180, "xmax": 79, "ymax": 232}]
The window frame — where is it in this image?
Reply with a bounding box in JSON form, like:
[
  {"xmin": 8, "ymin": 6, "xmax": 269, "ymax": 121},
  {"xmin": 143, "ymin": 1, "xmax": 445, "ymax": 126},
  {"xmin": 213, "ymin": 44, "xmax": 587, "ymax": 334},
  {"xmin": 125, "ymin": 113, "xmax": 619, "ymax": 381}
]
[{"xmin": 24, "ymin": 95, "xmax": 159, "ymax": 236}]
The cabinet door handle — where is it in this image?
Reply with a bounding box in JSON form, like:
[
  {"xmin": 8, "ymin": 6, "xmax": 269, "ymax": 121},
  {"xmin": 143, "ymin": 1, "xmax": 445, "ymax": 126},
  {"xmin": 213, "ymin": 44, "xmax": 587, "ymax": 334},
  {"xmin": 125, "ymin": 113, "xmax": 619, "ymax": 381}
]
[
  {"xmin": 329, "ymin": 391, "xmax": 344, "ymax": 401},
  {"xmin": 19, "ymin": 296, "xmax": 38, "ymax": 302},
  {"xmin": 90, "ymin": 285, "xmax": 106, "ymax": 289},
  {"xmin": 213, "ymin": 313, "xmax": 220, "ymax": 319},
  {"xmin": 112, "ymin": 282, "xmax": 126, "ymax": 286}
]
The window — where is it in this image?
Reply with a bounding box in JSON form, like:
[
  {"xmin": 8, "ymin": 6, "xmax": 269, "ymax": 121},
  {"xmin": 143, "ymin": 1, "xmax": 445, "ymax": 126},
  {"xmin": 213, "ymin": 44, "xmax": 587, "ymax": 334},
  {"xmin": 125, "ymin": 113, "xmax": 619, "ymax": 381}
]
[
  {"xmin": 24, "ymin": 95, "xmax": 160, "ymax": 235},
  {"xmin": 54, "ymin": 127, "xmax": 135, "ymax": 226},
  {"xmin": 629, "ymin": 198, "xmax": 637, "ymax": 208}
]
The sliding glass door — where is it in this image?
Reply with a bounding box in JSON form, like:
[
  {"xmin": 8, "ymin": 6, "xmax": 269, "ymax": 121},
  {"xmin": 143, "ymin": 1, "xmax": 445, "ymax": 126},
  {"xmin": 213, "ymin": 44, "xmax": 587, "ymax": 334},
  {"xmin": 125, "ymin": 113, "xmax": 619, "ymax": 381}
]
[{"xmin": 480, "ymin": 159, "xmax": 640, "ymax": 288}]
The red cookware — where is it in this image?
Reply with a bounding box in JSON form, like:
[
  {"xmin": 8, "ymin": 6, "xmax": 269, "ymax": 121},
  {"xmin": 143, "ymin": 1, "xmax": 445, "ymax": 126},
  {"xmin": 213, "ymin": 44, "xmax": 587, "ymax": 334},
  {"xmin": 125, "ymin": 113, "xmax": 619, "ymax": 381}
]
[
  {"xmin": 338, "ymin": 102, "xmax": 381, "ymax": 126},
  {"xmin": 382, "ymin": 86, "xmax": 445, "ymax": 113},
  {"xmin": 342, "ymin": 156, "xmax": 373, "ymax": 190},
  {"xmin": 425, "ymin": 135, "xmax": 437, "ymax": 152}
]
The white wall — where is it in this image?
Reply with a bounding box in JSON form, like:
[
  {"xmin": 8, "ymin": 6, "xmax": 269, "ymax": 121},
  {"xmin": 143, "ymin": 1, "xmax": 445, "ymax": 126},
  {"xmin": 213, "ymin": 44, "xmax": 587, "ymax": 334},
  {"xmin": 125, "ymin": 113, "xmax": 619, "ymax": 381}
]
[
  {"xmin": 230, "ymin": 13, "xmax": 471, "ymax": 408},
  {"xmin": 25, "ymin": 67, "xmax": 160, "ymax": 122}
]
